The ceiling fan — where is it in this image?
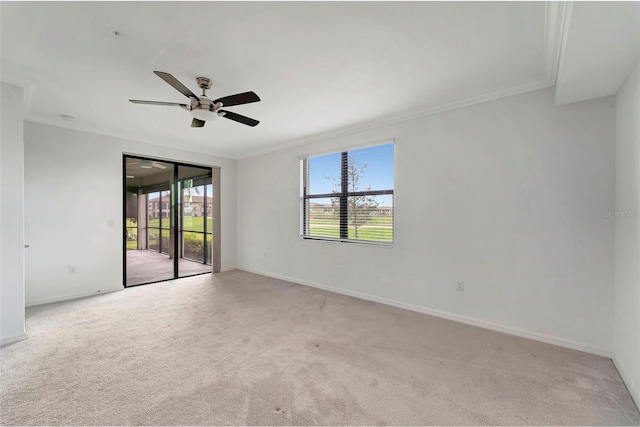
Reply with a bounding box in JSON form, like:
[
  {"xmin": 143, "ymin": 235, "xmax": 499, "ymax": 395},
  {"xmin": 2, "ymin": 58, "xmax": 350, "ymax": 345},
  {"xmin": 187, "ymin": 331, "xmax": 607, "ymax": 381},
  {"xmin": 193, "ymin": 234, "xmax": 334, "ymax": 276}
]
[
  {"xmin": 127, "ymin": 159, "xmax": 167, "ymax": 169},
  {"xmin": 129, "ymin": 71, "xmax": 260, "ymax": 128}
]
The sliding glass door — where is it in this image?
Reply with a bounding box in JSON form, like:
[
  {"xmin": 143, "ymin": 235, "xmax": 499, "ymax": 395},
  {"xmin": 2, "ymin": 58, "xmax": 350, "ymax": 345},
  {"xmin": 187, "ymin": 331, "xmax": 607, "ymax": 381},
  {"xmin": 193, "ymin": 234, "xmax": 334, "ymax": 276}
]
[
  {"xmin": 177, "ymin": 165, "xmax": 213, "ymax": 278},
  {"xmin": 123, "ymin": 156, "xmax": 217, "ymax": 287}
]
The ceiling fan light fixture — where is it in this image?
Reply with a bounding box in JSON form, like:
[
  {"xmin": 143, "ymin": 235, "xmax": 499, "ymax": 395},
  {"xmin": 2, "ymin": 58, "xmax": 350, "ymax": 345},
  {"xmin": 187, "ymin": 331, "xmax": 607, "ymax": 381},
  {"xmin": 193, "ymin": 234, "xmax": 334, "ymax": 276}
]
[
  {"xmin": 190, "ymin": 107, "xmax": 219, "ymax": 122},
  {"xmin": 139, "ymin": 160, "xmax": 153, "ymax": 169}
]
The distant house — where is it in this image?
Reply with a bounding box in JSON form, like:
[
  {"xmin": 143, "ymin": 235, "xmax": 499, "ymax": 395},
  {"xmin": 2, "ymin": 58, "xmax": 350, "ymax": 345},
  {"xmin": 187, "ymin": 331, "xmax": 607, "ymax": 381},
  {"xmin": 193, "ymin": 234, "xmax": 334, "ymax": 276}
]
[
  {"xmin": 373, "ymin": 206, "xmax": 393, "ymax": 216},
  {"xmin": 147, "ymin": 194, "xmax": 171, "ymax": 219},
  {"xmin": 148, "ymin": 194, "xmax": 212, "ymax": 218},
  {"xmin": 183, "ymin": 195, "xmax": 213, "ymax": 217},
  {"xmin": 309, "ymin": 202, "xmax": 393, "ymax": 216},
  {"xmin": 309, "ymin": 202, "xmax": 336, "ymax": 214}
]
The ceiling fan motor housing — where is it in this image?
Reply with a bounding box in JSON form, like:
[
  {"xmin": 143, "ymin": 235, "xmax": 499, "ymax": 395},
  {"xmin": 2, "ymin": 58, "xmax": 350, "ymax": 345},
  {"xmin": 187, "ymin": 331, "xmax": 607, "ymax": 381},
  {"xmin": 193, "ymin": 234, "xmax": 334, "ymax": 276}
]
[{"xmin": 189, "ymin": 95, "xmax": 223, "ymax": 121}]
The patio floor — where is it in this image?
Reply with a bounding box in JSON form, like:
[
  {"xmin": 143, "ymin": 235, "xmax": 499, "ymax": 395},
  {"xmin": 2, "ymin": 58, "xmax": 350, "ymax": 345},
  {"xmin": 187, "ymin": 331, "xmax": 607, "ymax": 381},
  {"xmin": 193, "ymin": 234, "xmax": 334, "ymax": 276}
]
[{"xmin": 126, "ymin": 249, "xmax": 211, "ymax": 286}]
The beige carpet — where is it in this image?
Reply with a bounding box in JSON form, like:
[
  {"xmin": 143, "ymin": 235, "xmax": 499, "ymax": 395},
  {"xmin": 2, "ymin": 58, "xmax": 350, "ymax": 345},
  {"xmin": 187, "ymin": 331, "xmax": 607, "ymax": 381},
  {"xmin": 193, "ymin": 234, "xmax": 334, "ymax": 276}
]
[{"xmin": 1, "ymin": 270, "xmax": 638, "ymax": 426}]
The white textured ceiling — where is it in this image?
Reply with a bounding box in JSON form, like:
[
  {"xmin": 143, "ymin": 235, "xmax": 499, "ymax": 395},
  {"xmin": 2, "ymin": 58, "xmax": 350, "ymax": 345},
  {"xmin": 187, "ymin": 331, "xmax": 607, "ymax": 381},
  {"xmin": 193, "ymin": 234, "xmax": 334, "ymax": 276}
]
[
  {"xmin": 555, "ymin": 2, "xmax": 640, "ymax": 106},
  {"xmin": 2, "ymin": 2, "xmax": 562, "ymax": 158}
]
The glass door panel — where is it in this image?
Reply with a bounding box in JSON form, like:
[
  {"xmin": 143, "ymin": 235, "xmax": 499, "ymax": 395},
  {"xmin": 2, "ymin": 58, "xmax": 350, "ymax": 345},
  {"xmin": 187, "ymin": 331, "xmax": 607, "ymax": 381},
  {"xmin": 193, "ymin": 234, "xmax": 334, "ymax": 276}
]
[
  {"xmin": 124, "ymin": 158, "xmax": 175, "ymax": 286},
  {"xmin": 178, "ymin": 166, "xmax": 213, "ymax": 278}
]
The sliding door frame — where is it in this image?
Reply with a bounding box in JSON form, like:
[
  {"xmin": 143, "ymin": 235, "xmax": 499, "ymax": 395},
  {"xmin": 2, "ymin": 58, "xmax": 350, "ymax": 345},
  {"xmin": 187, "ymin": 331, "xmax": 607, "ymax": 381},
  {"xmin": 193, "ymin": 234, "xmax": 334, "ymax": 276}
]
[{"xmin": 122, "ymin": 154, "xmax": 221, "ymax": 288}]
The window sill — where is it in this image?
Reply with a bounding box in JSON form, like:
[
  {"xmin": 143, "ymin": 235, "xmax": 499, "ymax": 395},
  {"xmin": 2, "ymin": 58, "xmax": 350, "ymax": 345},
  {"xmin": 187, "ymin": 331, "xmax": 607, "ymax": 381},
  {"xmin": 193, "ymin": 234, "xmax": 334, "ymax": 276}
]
[{"xmin": 300, "ymin": 236, "xmax": 393, "ymax": 248}]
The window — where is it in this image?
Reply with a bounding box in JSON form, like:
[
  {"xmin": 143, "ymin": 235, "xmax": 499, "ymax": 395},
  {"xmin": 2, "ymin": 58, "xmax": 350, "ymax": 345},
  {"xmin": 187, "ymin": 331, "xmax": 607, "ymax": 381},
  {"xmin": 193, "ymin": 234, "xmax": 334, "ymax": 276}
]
[{"xmin": 300, "ymin": 142, "xmax": 394, "ymax": 244}]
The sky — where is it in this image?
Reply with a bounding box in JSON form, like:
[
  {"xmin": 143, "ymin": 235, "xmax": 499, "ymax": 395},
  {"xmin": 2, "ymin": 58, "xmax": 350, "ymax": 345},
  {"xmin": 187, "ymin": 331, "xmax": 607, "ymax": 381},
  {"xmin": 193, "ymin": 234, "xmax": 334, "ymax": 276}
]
[{"xmin": 307, "ymin": 143, "xmax": 394, "ymax": 207}]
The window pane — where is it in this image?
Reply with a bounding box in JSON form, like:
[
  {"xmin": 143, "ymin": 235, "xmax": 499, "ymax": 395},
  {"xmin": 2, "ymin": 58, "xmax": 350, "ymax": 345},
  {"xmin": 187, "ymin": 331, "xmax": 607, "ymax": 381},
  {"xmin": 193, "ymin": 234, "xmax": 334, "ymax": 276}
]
[
  {"xmin": 148, "ymin": 192, "xmax": 160, "ymax": 223},
  {"xmin": 183, "ymin": 231, "xmax": 203, "ymax": 262},
  {"xmin": 308, "ymin": 152, "xmax": 341, "ymax": 195},
  {"xmin": 182, "ymin": 184, "xmax": 205, "ymax": 232},
  {"xmin": 148, "ymin": 230, "xmax": 159, "ymax": 252},
  {"xmin": 161, "ymin": 191, "xmax": 171, "ymax": 227},
  {"xmin": 160, "ymin": 229, "xmax": 170, "ymax": 255},
  {"xmin": 125, "ymin": 192, "xmax": 138, "ymax": 250},
  {"xmin": 147, "ymin": 191, "xmax": 160, "ymax": 251},
  {"xmin": 125, "ymin": 224, "xmax": 137, "ymax": 250},
  {"xmin": 308, "ymin": 197, "xmax": 340, "ymax": 239},
  {"xmin": 347, "ymin": 194, "xmax": 393, "ymax": 242},
  {"xmin": 347, "ymin": 144, "xmax": 394, "ymax": 191}
]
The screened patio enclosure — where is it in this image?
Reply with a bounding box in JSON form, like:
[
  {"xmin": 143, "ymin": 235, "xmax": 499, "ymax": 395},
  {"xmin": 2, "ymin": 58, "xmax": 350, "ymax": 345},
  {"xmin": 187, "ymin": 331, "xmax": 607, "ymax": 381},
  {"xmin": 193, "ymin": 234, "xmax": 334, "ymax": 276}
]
[{"xmin": 124, "ymin": 156, "xmax": 220, "ymax": 287}]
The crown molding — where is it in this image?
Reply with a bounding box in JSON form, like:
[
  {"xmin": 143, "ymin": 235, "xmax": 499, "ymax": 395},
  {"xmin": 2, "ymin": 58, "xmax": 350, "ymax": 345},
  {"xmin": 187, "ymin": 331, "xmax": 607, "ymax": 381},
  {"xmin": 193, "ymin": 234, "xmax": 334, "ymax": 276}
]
[
  {"xmin": 237, "ymin": 77, "xmax": 554, "ymax": 160},
  {"xmin": 237, "ymin": 3, "xmax": 568, "ymax": 161}
]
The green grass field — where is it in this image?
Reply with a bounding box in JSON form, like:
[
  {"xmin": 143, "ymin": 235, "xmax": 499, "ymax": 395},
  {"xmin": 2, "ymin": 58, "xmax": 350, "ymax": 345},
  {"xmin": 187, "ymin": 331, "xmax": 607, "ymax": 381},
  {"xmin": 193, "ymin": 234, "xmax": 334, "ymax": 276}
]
[
  {"xmin": 309, "ymin": 213, "xmax": 392, "ymax": 226},
  {"xmin": 308, "ymin": 215, "xmax": 393, "ymax": 242},
  {"xmin": 127, "ymin": 213, "xmax": 392, "ymax": 246},
  {"xmin": 125, "ymin": 217, "xmax": 213, "ymax": 250}
]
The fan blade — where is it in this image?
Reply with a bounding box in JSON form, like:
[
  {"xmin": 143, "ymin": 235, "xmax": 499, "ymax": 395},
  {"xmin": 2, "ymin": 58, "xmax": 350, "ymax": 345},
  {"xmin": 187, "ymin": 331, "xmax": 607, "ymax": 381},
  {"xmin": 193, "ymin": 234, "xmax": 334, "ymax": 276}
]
[
  {"xmin": 153, "ymin": 71, "xmax": 199, "ymax": 100},
  {"xmin": 219, "ymin": 110, "xmax": 259, "ymax": 127},
  {"xmin": 213, "ymin": 91, "xmax": 260, "ymax": 107},
  {"xmin": 129, "ymin": 100, "xmax": 187, "ymax": 107},
  {"xmin": 151, "ymin": 162, "xmax": 167, "ymax": 169},
  {"xmin": 191, "ymin": 118, "xmax": 206, "ymax": 128}
]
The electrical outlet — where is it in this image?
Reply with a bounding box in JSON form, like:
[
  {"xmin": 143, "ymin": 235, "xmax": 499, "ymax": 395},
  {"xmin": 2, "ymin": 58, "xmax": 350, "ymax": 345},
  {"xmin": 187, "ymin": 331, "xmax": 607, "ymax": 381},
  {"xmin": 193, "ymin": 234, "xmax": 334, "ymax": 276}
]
[
  {"xmin": 69, "ymin": 265, "xmax": 76, "ymax": 274},
  {"xmin": 456, "ymin": 281, "xmax": 464, "ymax": 292}
]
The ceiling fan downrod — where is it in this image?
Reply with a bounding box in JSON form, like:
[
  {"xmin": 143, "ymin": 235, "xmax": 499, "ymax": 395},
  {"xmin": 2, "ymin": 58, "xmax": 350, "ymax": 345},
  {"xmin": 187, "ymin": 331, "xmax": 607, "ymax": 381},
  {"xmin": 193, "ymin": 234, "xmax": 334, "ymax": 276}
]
[{"xmin": 196, "ymin": 76, "xmax": 212, "ymax": 97}]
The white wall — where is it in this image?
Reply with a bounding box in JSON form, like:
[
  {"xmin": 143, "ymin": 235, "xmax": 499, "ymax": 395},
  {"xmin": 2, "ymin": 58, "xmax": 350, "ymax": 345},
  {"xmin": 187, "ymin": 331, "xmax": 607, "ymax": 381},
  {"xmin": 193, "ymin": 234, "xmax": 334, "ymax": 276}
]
[
  {"xmin": 24, "ymin": 122, "xmax": 237, "ymax": 306},
  {"xmin": 0, "ymin": 82, "xmax": 27, "ymax": 345},
  {"xmin": 238, "ymin": 87, "xmax": 616, "ymax": 355},
  {"xmin": 613, "ymin": 60, "xmax": 640, "ymax": 407}
]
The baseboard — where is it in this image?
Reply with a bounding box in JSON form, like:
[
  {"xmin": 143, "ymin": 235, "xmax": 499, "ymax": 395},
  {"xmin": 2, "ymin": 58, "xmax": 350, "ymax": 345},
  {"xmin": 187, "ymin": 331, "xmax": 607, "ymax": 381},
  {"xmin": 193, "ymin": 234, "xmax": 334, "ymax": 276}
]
[
  {"xmin": 26, "ymin": 287, "xmax": 123, "ymax": 307},
  {"xmin": 1, "ymin": 332, "xmax": 28, "ymax": 347},
  {"xmin": 220, "ymin": 266, "xmax": 238, "ymax": 273},
  {"xmin": 238, "ymin": 267, "xmax": 612, "ymax": 358},
  {"xmin": 613, "ymin": 356, "xmax": 640, "ymax": 411}
]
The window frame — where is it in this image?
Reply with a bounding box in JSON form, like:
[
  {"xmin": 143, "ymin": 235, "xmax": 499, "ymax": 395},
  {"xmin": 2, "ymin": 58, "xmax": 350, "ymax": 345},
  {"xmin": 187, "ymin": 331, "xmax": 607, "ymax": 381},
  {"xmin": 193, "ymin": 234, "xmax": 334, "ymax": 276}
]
[{"xmin": 300, "ymin": 141, "xmax": 395, "ymax": 246}]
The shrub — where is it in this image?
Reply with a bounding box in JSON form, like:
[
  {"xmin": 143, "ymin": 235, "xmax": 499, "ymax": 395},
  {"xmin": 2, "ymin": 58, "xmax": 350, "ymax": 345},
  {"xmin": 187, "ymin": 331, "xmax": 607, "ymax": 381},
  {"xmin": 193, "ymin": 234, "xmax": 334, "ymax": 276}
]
[{"xmin": 183, "ymin": 233, "xmax": 212, "ymax": 262}]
